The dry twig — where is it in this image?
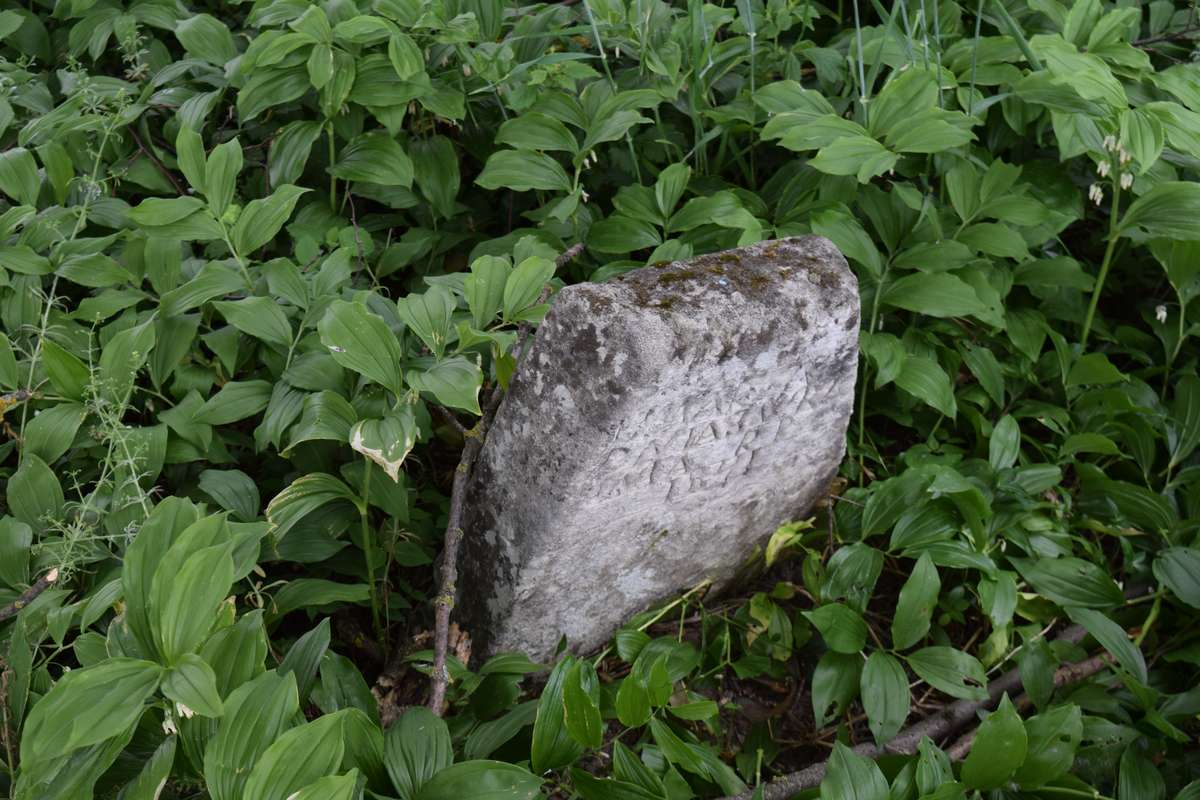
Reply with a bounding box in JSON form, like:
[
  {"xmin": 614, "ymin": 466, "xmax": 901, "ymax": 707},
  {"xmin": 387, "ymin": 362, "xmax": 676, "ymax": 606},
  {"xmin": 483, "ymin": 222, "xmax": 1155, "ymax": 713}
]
[
  {"xmin": 425, "ymin": 242, "xmax": 583, "ymax": 715},
  {"xmin": 0, "ymin": 569, "xmax": 60, "ymax": 624},
  {"xmin": 719, "ymin": 624, "xmax": 1099, "ymax": 800}
]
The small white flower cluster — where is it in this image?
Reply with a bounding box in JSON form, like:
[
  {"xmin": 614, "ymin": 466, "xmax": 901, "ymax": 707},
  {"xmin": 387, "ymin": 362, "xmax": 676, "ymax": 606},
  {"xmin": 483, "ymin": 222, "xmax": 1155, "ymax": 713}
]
[{"xmin": 1091, "ymin": 136, "xmax": 1134, "ymax": 205}]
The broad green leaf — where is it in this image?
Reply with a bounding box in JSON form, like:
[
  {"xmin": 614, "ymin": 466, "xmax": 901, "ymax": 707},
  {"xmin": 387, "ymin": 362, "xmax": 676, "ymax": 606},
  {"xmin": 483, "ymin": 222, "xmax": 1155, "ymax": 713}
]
[
  {"xmin": 198, "ymin": 469, "xmax": 261, "ymax": 522},
  {"xmin": 562, "ymin": 660, "xmax": 603, "ymax": 748},
  {"xmin": 861, "ymin": 652, "xmax": 909, "ymax": 745},
  {"xmin": 20, "ymin": 659, "xmax": 162, "ymax": 767},
  {"xmin": 267, "ymin": 473, "xmax": 359, "ymax": 541},
  {"xmin": 329, "ymin": 132, "xmax": 414, "ymax": 187},
  {"xmin": 615, "ymin": 675, "xmax": 651, "ymax": 727},
  {"xmin": 350, "ymin": 408, "xmax": 418, "ymax": 482},
  {"xmin": 503, "ymin": 256, "xmax": 556, "ymax": 320},
  {"xmin": 1065, "ymin": 607, "xmax": 1147, "ymax": 683},
  {"xmin": 989, "ymin": 415, "xmax": 1021, "ymax": 470},
  {"xmin": 7, "ymin": 453, "xmax": 64, "ymax": 528},
  {"xmin": 205, "ymin": 138, "xmax": 242, "ymax": 217},
  {"xmin": 812, "ymin": 650, "xmax": 861, "ymax": 727},
  {"xmin": 204, "ymin": 671, "xmax": 300, "ymax": 800},
  {"xmin": 318, "ymin": 299, "xmax": 405, "ymax": 396},
  {"xmin": 1154, "ymin": 547, "xmax": 1200, "ymax": 608},
  {"xmin": 385, "ymin": 706, "xmax": 453, "ymax": 800},
  {"xmin": 895, "ymin": 356, "xmax": 957, "ymax": 418},
  {"xmin": 22, "ymin": 402, "xmax": 87, "ymax": 464},
  {"xmin": 192, "ymin": 380, "xmax": 273, "ymax": 425},
  {"xmin": 407, "ymin": 357, "xmax": 483, "ymax": 415},
  {"xmin": 531, "ymin": 656, "xmax": 586, "ymax": 773},
  {"xmin": 231, "ymin": 185, "xmax": 309, "ymax": 255},
  {"xmin": 413, "ymin": 761, "xmax": 542, "ymax": 800},
  {"xmin": 476, "ymin": 150, "xmax": 571, "ymax": 193},
  {"xmin": 883, "ymin": 273, "xmax": 987, "ymax": 318},
  {"xmin": 278, "ymin": 619, "xmax": 330, "ymax": 704},
  {"xmin": 176, "ymin": 13, "xmax": 237, "ymax": 64},
  {"xmin": 161, "ymin": 653, "xmax": 224, "ymax": 717},
  {"xmin": 962, "ymin": 694, "xmax": 1027, "ymax": 789},
  {"xmin": 287, "ymin": 772, "xmax": 360, "ymax": 800},
  {"xmin": 1011, "ymin": 557, "xmax": 1124, "ymax": 608},
  {"xmin": 213, "ymin": 296, "xmax": 292, "ymax": 348},
  {"xmin": 0, "ymin": 147, "xmax": 40, "ymax": 206},
  {"xmin": 268, "ymin": 121, "xmax": 323, "ymax": 188},
  {"xmin": 1066, "ymin": 353, "xmax": 1127, "ymax": 386},
  {"xmin": 397, "ymin": 286, "xmax": 456, "ymax": 358},
  {"xmin": 906, "ymin": 647, "xmax": 988, "ymax": 701},
  {"xmin": 118, "ymin": 734, "xmax": 176, "ymax": 800},
  {"xmin": 388, "ymin": 32, "xmax": 424, "ymax": 79},
  {"xmin": 1119, "ymin": 181, "xmax": 1200, "ymax": 240},
  {"xmin": 804, "ymin": 603, "xmax": 868, "ymax": 654},
  {"xmin": 242, "ymin": 711, "xmax": 348, "ymax": 800},
  {"xmin": 820, "ymin": 742, "xmax": 889, "ymax": 800},
  {"xmin": 151, "ymin": 541, "xmax": 235, "ymax": 661},
  {"xmin": 1014, "ymin": 704, "xmax": 1082, "ymax": 788},
  {"xmin": 892, "ymin": 554, "xmax": 940, "ymax": 650},
  {"xmin": 176, "ymin": 126, "xmax": 207, "ymax": 193},
  {"xmin": 464, "ymin": 255, "xmax": 511, "ymax": 330},
  {"xmin": 496, "ymin": 113, "xmax": 578, "ymax": 153},
  {"xmin": 0, "ymin": 516, "xmax": 31, "ymax": 588},
  {"xmin": 1118, "ymin": 744, "xmax": 1166, "ymax": 800},
  {"xmin": 570, "ymin": 768, "xmax": 661, "ymax": 800},
  {"xmin": 98, "ymin": 320, "xmax": 156, "ymax": 407}
]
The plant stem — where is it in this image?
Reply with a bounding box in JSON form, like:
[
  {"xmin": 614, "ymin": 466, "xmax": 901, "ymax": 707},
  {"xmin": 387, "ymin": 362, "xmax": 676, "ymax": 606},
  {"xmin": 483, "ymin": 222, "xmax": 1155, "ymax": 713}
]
[
  {"xmin": 1134, "ymin": 590, "xmax": 1163, "ymax": 647},
  {"xmin": 1080, "ymin": 182, "xmax": 1123, "ymax": 348},
  {"xmin": 358, "ymin": 461, "xmax": 383, "ymax": 645},
  {"xmin": 327, "ymin": 124, "xmax": 338, "ymax": 212}
]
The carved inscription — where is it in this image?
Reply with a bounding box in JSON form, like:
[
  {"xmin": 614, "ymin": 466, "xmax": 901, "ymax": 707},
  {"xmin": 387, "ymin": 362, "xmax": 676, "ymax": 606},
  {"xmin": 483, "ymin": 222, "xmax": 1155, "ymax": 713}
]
[{"xmin": 582, "ymin": 365, "xmax": 810, "ymax": 502}]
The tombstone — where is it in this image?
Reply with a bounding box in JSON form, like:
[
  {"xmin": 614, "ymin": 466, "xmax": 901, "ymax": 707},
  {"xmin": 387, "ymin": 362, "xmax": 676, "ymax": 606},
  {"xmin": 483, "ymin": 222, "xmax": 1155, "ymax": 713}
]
[{"xmin": 457, "ymin": 236, "xmax": 860, "ymax": 662}]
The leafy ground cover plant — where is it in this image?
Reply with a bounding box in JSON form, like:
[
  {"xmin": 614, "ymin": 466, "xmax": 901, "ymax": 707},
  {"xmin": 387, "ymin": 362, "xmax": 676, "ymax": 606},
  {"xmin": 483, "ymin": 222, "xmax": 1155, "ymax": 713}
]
[{"xmin": 0, "ymin": 0, "xmax": 1198, "ymax": 798}]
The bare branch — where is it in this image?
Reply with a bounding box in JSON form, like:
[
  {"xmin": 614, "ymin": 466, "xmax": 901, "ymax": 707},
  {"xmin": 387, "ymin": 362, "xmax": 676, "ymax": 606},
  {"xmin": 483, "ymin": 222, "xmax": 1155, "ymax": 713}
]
[{"xmin": 0, "ymin": 569, "xmax": 60, "ymax": 624}]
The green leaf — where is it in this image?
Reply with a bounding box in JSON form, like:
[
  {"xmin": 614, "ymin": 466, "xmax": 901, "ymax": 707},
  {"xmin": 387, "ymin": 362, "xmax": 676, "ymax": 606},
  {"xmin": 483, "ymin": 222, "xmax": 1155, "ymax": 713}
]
[
  {"xmin": 19, "ymin": 659, "xmax": 162, "ymax": 767},
  {"xmin": 350, "ymin": 408, "xmax": 418, "ymax": 482},
  {"xmin": 288, "ymin": 772, "xmax": 360, "ymax": 800},
  {"xmin": 1169, "ymin": 375, "xmax": 1200, "ymax": 468},
  {"xmin": 118, "ymin": 735, "xmax": 176, "ymax": 800},
  {"xmin": 496, "ymin": 113, "xmax": 578, "ymax": 153},
  {"xmin": 407, "ymin": 357, "xmax": 483, "ymax": 415},
  {"xmin": 895, "ymin": 356, "xmax": 957, "ymax": 418},
  {"xmin": 503, "ymin": 256, "xmax": 556, "ymax": 320},
  {"xmin": 562, "ymin": 660, "xmax": 603, "ymax": 748},
  {"xmin": 570, "ymin": 769, "xmax": 662, "ymax": 800},
  {"xmin": 812, "ymin": 651, "xmax": 861, "ymax": 727},
  {"xmin": 99, "ymin": 320, "xmax": 156, "ymax": 407},
  {"xmin": 204, "ymin": 671, "xmax": 300, "ymax": 800},
  {"xmin": 1011, "ymin": 557, "xmax": 1124, "ymax": 609},
  {"xmin": 1066, "ymin": 353, "xmax": 1127, "ymax": 386},
  {"xmin": 267, "ymin": 473, "xmax": 359, "ymax": 541},
  {"xmin": 0, "ymin": 244, "xmax": 52, "ymax": 276},
  {"xmin": 989, "ymin": 415, "xmax": 1021, "ymax": 470},
  {"xmin": 176, "ymin": 126, "xmax": 207, "ymax": 193},
  {"xmin": 820, "ymin": 742, "xmax": 889, "ymax": 800},
  {"xmin": 268, "ymin": 121, "xmax": 323, "ymax": 189},
  {"xmin": 892, "ymin": 554, "xmax": 941, "ymax": 650},
  {"xmin": 804, "ymin": 603, "xmax": 868, "ymax": 653},
  {"xmin": 1118, "ymin": 744, "xmax": 1166, "ymax": 800},
  {"xmin": 385, "ymin": 706, "xmax": 453, "ymax": 800},
  {"xmin": 318, "ymin": 299, "xmax": 405, "ymax": 396},
  {"xmin": 388, "ymin": 32, "xmax": 424, "ymax": 79},
  {"xmin": 231, "ymin": 185, "xmax": 309, "ymax": 255},
  {"xmin": 1119, "ymin": 181, "xmax": 1200, "ymax": 240},
  {"xmin": 0, "ymin": 517, "xmax": 31, "ymax": 588},
  {"xmin": 906, "ymin": 647, "xmax": 988, "ymax": 701},
  {"xmin": 278, "ymin": 619, "xmax": 330, "ymax": 703},
  {"xmin": 198, "ymin": 469, "xmax": 261, "ymax": 522},
  {"xmin": 161, "ymin": 653, "xmax": 224, "ymax": 717},
  {"xmin": 1154, "ymin": 547, "xmax": 1200, "ymax": 608},
  {"xmin": 531, "ymin": 656, "xmax": 586, "ymax": 773},
  {"xmin": 413, "ymin": 761, "xmax": 542, "ymax": 800},
  {"xmin": 861, "ymin": 652, "xmax": 910, "ymax": 746},
  {"xmin": 883, "ymin": 273, "xmax": 987, "ymax": 318},
  {"xmin": 588, "ymin": 215, "xmax": 662, "ymax": 254},
  {"xmin": 242, "ymin": 711, "xmax": 347, "ymax": 800},
  {"xmin": 397, "ymin": 286, "xmax": 456, "ymax": 358},
  {"xmin": 213, "ymin": 296, "xmax": 293, "ymax": 348},
  {"xmin": 476, "ymin": 150, "xmax": 571, "ymax": 193},
  {"xmin": 809, "ymin": 135, "xmax": 898, "ymax": 182},
  {"xmin": 1014, "ymin": 704, "xmax": 1082, "ymax": 788},
  {"xmin": 962, "ymin": 694, "xmax": 1027, "ymax": 789},
  {"xmin": 1065, "ymin": 607, "xmax": 1146, "ymax": 683},
  {"xmin": 151, "ymin": 541, "xmax": 235, "ymax": 661},
  {"xmin": 0, "ymin": 147, "xmax": 40, "ymax": 206},
  {"xmin": 7, "ymin": 453, "xmax": 65, "ymax": 528},
  {"xmin": 175, "ymin": 13, "xmax": 237, "ymax": 65},
  {"xmin": 22, "ymin": 402, "xmax": 87, "ymax": 464},
  {"xmin": 193, "ymin": 381, "xmax": 273, "ymax": 425},
  {"xmin": 464, "ymin": 255, "xmax": 511, "ymax": 330},
  {"xmin": 329, "ymin": 132, "xmax": 414, "ymax": 187},
  {"xmin": 615, "ymin": 675, "xmax": 651, "ymax": 727},
  {"xmin": 205, "ymin": 138, "xmax": 243, "ymax": 218}
]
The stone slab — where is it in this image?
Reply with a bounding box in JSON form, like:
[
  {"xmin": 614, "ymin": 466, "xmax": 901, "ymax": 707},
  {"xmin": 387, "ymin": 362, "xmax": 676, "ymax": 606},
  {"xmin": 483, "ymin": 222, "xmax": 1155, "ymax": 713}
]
[{"xmin": 458, "ymin": 236, "xmax": 859, "ymax": 661}]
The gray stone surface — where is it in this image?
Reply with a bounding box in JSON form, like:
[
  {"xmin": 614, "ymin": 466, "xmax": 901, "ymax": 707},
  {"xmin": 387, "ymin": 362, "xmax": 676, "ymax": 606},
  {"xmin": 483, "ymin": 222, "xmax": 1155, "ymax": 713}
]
[{"xmin": 458, "ymin": 236, "xmax": 859, "ymax": 662}]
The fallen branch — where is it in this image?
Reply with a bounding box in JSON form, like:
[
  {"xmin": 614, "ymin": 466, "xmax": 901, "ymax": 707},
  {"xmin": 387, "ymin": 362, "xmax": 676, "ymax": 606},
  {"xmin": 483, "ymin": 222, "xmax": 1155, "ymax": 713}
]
[
  {"xmin": 720, "ymin": 623, "xmax": 1099, "ymax": 800},
  {"xmin": 0, "ymin": 569, "xmax": 59, "ymax": 624},
  {"xmin": 425, "ymin": 242, "xmax": 583, "ymax": 715}
]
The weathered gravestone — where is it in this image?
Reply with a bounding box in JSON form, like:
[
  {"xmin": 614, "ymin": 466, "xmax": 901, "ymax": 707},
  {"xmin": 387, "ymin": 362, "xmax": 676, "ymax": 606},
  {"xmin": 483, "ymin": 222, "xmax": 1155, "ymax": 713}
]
[{"xmin": 458, "ymin": 236, "xmax": 859, "ymax": 661}]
